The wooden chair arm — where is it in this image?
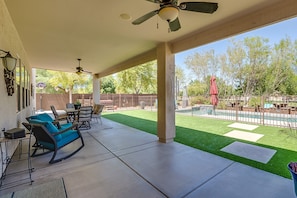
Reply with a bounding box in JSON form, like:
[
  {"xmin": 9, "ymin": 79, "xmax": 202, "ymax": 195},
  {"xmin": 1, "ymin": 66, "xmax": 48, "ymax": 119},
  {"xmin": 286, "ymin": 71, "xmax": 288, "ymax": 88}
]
[{"xmin": 52, "ymin": 123, "xmax": 79, "ymax": 136}]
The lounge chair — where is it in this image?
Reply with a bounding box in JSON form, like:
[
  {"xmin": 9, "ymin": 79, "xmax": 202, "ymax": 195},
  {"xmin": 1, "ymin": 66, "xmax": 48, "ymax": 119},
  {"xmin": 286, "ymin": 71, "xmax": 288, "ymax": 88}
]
[
  {"xmin": 22, "ymin": 121, "xmax": 84, "ymax": 164},
  {"xmin": 92, "ymin": 104, "xmax": 104, "ymax": 124}
]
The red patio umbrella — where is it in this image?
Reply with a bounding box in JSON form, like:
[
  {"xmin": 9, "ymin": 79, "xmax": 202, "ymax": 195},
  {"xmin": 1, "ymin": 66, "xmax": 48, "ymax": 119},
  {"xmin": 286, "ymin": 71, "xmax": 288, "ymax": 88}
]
[{"xmin": 210, "ymin": 76, "xmax": 218, "ymax": 106}]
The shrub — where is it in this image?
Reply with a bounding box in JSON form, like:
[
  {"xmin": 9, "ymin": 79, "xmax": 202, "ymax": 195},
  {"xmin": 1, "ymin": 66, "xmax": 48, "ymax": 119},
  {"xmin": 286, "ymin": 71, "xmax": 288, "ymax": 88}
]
[
  {"xmin": 249, "ymin": 96, "xmax": 261, "ymax": 107},
  {"xmin": 190, "ymin": 96, "xmax": 209, "ymax": 106}
]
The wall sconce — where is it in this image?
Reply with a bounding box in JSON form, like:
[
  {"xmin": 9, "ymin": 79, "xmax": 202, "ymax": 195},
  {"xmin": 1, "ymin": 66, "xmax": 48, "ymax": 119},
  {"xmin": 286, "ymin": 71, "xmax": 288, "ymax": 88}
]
[{"xmin": 0, "ymin": 49, "xmax": 17, "ymax": 96}]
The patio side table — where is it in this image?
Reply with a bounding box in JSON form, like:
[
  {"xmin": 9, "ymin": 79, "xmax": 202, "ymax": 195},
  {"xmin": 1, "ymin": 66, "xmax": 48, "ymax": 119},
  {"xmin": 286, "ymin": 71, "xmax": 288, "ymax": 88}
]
[{"xmin": 0, "ymin": 129, "xmax": 34, "ymax": 189}]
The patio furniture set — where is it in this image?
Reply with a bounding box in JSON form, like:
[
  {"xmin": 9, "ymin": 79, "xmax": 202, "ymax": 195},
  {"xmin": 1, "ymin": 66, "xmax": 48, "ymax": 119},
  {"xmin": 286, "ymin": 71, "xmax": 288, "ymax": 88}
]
[{"xmin": 20, "ymin": 104, "xmax": 104, "ymax": 164}]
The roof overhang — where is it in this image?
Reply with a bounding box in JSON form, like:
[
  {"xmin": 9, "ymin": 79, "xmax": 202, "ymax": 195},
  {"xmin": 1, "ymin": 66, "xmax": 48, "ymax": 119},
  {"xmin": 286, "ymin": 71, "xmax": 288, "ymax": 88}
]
[{"xmin": 4, "ymin": 0, "xmax": 297, "ymax": 77}]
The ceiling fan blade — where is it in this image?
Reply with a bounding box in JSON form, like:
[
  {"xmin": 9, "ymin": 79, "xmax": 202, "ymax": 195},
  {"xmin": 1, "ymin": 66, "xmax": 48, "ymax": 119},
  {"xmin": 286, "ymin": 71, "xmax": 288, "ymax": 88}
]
[
  {"xmin": 145, "ymin": 0, "xmax": 163, "ymax": 3},
  {"xmin": 169, "ymin": 17, "xmax": 181, "ymax": 32},
  {"xmin": 172, "ymin": 0, "xmax": 179, "ymax": 6},
  {"xmin": 76, "ymin": 66, "xmax": 82, "ymax": 71},
  {"xmin": 179, "ymin": 2, "xmax": 218, "ymax": 13},
  {"xmin": 132, "ymin": 10, "xmax": 159, "ymax": 25}
]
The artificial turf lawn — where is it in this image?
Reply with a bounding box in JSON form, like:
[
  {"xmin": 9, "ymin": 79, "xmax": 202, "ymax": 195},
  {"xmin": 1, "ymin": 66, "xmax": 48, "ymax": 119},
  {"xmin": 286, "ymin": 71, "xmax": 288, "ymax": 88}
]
[{"xmin": 102, "ymin": 110, "xmax": 297, "ymax": 179}]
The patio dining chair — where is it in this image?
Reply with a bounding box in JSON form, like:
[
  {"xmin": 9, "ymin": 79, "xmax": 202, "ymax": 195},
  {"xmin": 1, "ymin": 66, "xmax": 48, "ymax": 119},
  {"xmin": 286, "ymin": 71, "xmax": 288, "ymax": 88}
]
[
  {"xmin": 78, "ymin": 106, "xmax": 93, "ymax": 129},
  {"xmin": 92, "ymin": 104, "xmax": 104, "ymax": 124},
  {"xmin": 50, "ymin": 105, "xmax": 70, "ymax": 123},
  {"xmin": 66, "ymin": 103, "xmax": 75, "ymax": 108},
  {"xmin": 22, "ymin": 121, "xmax": 84, "ymax": 164}
]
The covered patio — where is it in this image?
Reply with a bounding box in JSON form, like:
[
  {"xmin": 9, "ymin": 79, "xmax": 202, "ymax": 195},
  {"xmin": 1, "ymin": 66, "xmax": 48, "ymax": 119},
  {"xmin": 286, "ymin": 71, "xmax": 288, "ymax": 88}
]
[
  {"xmin": 2, "ymin": 0, "xmax": 297, "ymax": 144},
  {"xmin": 0, "ymin": 118, "xmax": 294, "ymax": 197},
  {"xmin": 1, "ymin": 0, "xmax": 297, "ymax": 197},
  {"xmin": 1, "ymin": 0, "xmax": 297, "ymax": 141}
]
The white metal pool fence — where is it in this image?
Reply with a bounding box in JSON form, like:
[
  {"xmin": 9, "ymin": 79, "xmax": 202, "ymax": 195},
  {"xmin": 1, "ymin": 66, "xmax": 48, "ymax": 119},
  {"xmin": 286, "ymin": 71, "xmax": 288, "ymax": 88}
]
[{"xmin": 176, "ymin": 105, "xmax": 297, "ymax": 129}]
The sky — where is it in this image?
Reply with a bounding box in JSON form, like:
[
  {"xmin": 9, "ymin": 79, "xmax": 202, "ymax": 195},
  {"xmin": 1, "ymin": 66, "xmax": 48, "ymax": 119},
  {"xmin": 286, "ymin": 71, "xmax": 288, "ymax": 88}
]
[{"xmin": 175, "ymin": 16, "xmax": 297, "ymax": 74}]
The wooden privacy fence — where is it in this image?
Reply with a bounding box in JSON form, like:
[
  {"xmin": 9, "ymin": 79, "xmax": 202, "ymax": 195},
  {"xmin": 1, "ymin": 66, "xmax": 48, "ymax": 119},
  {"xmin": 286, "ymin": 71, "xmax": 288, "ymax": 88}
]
[{"xmin": 35, "ymin": 93, "xmax": 157, "ymax": 111}]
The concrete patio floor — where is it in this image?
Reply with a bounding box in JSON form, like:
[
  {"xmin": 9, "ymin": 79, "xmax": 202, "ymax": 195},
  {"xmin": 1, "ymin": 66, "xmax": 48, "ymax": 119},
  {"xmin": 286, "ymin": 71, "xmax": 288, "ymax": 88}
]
[{"xmin": 0, "ymin": 118, "xmax": 295, "ymax": 198}]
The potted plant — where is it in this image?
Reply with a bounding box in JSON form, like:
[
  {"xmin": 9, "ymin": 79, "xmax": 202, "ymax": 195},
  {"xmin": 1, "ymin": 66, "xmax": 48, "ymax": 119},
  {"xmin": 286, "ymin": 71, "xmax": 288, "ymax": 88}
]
[{"xmin": 74, "ymin": 100, "xmax": 81, "ymax": 110}]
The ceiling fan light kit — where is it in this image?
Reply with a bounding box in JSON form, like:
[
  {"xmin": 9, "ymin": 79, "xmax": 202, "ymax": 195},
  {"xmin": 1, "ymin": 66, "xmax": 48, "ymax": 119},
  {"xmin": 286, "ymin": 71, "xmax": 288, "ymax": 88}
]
[
  {"xmin": 75, "ymin": 58, "xmax": 91, "ymax": 75},
  {"xmin": 158, "ymin": 6, "xmax": 179, "ymax": 22},
  {"xmin": 132, "ymin": 0, "xmax": 218, "ymax": 32},
  {"xmin": 76, "ymin": 58, "xmax": 84, "ymax": 75}
]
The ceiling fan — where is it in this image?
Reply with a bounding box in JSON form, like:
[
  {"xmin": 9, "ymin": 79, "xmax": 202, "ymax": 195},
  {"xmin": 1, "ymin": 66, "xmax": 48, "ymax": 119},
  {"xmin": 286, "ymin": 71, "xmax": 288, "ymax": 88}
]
[
  {"xmin": 75, "ymin": 58, "xmax": 91, "ymax": 75},
  {"xmin": 132, "ymin": 0, "xmax": 218, "ymax": 32}
]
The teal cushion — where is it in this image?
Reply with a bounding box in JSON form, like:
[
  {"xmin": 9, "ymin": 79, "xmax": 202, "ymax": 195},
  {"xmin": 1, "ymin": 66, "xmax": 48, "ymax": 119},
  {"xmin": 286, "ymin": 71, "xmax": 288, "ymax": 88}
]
[
  {"xmin": 57, "ymin": 131, "xmax": 79, "ymax": 148},
  {"xmin": 60, "ymin": 123, "xmax": 72, "ymax": 130},
  {"xmin": 28, "ymin": 119, "xmax": 47, "ymax": 125},
  {"xmin": 28, "ymin": 119, "xmax": 62, "ymax": 141},
  {"xmin": 39, "ymin": 130, "xmax": 79, "ymax": 150},
  {"xmin": 45, "ymin": 122, "xmax": 62, "ymax": 141},
  {"xmin": 60, "ymin": 129, "xmax": 76, "ymax": 139},
  {"xmin": 30, "ymin": 113, "xmax": 53, "ymax": 122},
  {"xmin": 45, "ymin": 121, "xmax": 59, "ymax": 132}
]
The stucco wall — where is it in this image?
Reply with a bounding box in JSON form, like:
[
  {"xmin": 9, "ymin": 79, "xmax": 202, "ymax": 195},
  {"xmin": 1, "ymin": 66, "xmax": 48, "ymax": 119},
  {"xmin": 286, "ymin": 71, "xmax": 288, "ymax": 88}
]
[{"xmin": 0, "ymin": 0, "xmax": 33, "ymax": 176}]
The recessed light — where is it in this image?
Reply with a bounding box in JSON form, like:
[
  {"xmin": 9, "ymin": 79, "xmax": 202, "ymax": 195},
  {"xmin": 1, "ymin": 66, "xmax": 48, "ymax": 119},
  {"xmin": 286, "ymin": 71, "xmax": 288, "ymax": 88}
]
[{"xmin": 120, "ymin": 13, "xmax": 132, "ymax": 21}]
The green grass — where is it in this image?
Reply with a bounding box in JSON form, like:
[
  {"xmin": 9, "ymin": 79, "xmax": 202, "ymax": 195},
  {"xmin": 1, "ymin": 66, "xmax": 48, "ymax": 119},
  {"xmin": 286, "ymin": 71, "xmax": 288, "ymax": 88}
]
[{"xmin": 102, "ymin": 110, "xmax": 297, "ymax": 178}]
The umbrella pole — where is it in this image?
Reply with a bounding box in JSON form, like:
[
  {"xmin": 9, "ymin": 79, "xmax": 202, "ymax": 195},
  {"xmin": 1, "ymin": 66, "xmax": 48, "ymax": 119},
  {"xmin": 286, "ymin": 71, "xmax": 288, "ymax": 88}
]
[{"xmin": 213, "ymin": 105, "xmax": 216, "ymax": 115}]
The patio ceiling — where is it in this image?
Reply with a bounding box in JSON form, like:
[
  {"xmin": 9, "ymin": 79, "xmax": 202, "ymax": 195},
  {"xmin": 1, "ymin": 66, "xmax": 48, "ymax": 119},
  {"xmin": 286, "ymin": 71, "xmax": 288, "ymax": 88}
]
[{"xmin": 4, "ymin": 0, "xmax": 296, "ymax": 77}]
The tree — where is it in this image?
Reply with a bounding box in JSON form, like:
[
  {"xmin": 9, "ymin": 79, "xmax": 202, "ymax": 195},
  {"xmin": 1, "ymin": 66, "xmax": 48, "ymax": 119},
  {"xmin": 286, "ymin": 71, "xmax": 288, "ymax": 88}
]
[
  {"xmin": 265, "ymin": 37, "xmax": 297, "ymax": 95},
  {"xmin": 220, "ymin": 38, "xmax": 246, "ymax": 96},
  {"xmin": 35, "ymin": 69, "xmax": 53, "ymax": 93},
  {"xmin": 182, "ymin": 36, "xmax": 297, "ymax": 101},
  {"xmin": 101, "ymin": 76, "xmax": 116, "ymax": 93},
  {"xmin": 175, "ymin": 66, "xmax": 186, "ymax": 97},
  {"xmin": 220, "ymin": 37, "xmax": 270, "ymax": 103},
  {"xmin": 184, "ymin": 49, "xmax": 219, "ymax": 82},
  {"xmin": 241, "ymin": 37, "xmax": 270, "ymax": 97},
  {"xmin": 187, "ymin": 79, "xmax": 208, "ymax": 97},
  {"xmin": 36, "ymin": 69, "xmax": 91, "ymax": 103},
  {"xmin": 116, "ymin": 61, "xmax": 157, "ymax": 94}
]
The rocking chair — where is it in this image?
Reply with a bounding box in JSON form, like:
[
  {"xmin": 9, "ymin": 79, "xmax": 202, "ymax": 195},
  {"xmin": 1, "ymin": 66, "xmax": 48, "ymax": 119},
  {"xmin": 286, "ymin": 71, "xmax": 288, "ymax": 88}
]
[{"xmin": 22, "ymin": 121, "xmax": 84, "ymax": 164}]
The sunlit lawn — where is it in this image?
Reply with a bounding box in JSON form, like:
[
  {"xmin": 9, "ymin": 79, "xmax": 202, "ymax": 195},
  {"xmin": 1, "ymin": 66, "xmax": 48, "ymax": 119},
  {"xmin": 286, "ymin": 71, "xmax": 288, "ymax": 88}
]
[{"xmin": 102, "ymin": 110, "xmax": 297, "ymax": 179}]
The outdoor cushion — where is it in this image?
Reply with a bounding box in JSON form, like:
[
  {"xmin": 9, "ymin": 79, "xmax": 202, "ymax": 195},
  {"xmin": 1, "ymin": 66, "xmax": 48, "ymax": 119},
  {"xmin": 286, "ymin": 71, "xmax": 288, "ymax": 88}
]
[
  {"xmin": 28, "ymin": 119, "xmax": 62, "ymax": 141},
  {"xmin": 30, "ymin": 113, "xmax": 53, "ymax": 122},
  {"xmin": 45, "ymin": 121, "xmax": 59, "ymax": 132},
  {"xmin": 28, "ymin": 113, "xmax": 71, "ymax": 130},
  {"xmin": 57, "ymin": 131, "xmax": 79, "ymax": 148},
  {"xmin": 93, "ymin": 104, "xmax": 100, "ymax": 114},
  {"xmin": 59, "ymin": 123, "xmax": 72, "ymax": 130},
  {"xmin": 22, "ymin": 122, "xmax": 84, "ymax": 164},
  {"xmin": 28, "ymin": 119, "xmax": 47, "ymax": 125},
  {"xmin": 39, "ymin": 130, "xmax": 80, "ymax": 150}
]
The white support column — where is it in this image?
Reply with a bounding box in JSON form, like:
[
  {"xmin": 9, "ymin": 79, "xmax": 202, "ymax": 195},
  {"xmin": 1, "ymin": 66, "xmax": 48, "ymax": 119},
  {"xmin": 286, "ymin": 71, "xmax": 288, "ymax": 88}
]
[
  {"xmin": 157, "ymin": 43, "xmax": 176, "ymax": 143},
  {"xmin": 93, "ymin": 74, "xmax": 100, "ymax": 104},
  {"xmin": 32, "ymin": 68, "xmax": 37, "ymax": 114}
]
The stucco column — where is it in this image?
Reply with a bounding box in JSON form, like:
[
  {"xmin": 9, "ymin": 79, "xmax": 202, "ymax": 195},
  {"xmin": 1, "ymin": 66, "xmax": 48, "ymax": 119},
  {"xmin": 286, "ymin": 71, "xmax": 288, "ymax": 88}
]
[
  {"xmin": 93, "ymin": 74, "xmax": 100, "ymax": 104},
  {"xmin": 157, "ymin": 43, "xmax": 176, "ymax": 143},
  {"xmin": 32, "ymin": 68, "xmax": 37, "ymax": 114}
]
